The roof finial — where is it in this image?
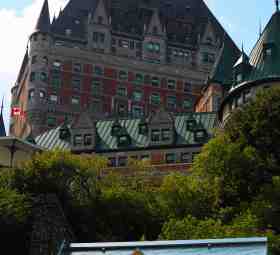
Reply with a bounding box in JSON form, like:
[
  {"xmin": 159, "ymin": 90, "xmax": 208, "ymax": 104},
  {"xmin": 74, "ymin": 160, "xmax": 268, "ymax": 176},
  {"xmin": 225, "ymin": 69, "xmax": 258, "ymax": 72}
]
[
  {"xmin": 276, "ymin": 0, "xmax": 279, "ymax": 12},
  {"xmin": 259, "ymin": 18, "xmax": 262, "ymax": 38},
  {"xmin": 0, "ymin": 97, "xmax": 4, "ymax": 116}
]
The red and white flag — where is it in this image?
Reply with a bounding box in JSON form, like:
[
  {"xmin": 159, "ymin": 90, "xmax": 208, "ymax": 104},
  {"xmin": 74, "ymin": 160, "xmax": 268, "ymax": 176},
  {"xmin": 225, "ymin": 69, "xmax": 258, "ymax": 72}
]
[{"xmin": 11, "ymin": 107, "xmax": 23, "ymax": 117}]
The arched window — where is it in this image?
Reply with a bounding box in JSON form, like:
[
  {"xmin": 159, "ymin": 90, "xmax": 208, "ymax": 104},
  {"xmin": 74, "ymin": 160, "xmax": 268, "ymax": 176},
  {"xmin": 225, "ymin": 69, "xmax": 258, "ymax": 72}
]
[
  {"xmin": 43, "ymin": 56, "xmax": 48, "ymax": 65},
  {"xmin": 39, "ymin": 90, "xmax": 46, "ymax": 99},
  {"xmin": 28, "ymin": 89, "xmax": 35, "ymax": 99}
]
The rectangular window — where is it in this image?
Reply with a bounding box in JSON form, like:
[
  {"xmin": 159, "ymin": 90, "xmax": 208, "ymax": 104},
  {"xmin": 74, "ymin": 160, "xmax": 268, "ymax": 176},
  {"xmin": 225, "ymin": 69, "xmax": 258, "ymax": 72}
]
[
  {"xmin": 73, "ymin": 63, "xmax": 82, "ymax": 72},
  {"xmin": 132, "ymin": 90, "xmax": 143, "ymax": 102},
  {"xmin": 112, "ymin": 38, "xmax": 116, "ymax": 45},
  {"xmin": 74, "ymin": 135, "xmax": 83, "ymax": 146},
  {"xmin": 99, "ymin": 33, "xmax": 105, "ymax": 43},
  {"xmin": 117, "ymin": 87, "xmax": 127, "ymax": 97},
  {"xmin": 166, "ymin": 153, "xmax": 176, "ymax": 164},
  {"xmin": 136, "ymin": 42, "xmax": 141, "ymax": 49},
  {"xmin": 93, "ymin": 32, "xmax": 98, "ymax": 42},
  {"xmin": 181, "ymin": 152, "xmax": 192, "ymax": 163},
  {"xmin": 94, "ymin": 66, "xmax": 103, "ymax": 75},
  {"xmin": 184, "ymin": 82, "xmax": 191, "ymax": 93},
  {"xmin": 92, "ymin": 78, "xmax": 102, "ymax": 95},
  {"xmin": 167, "ymin": 96, "xmax": 176, "ymax": 109},
  {"xmin": 151, "ymin": 129, "xmax": 161, "ymax": 142},
  {"xmin": 118, "ymin": 104, "xmax": 127, "ymax": 116},
  {"xmin": 183, "ymin": 99, "xmax": 192, "ymax": 110},
  {"xmin": 135, "ymin": 73, "xmax": 144, "ymax": 84},
  {"xmin": 151, "ymin": 77, "xmax": 160, "ymax": 87},
  {"xmin": 162, "ymin": 129, "xmax": 171, "ymax": 141},
  {"xmin": 119, "ymin": 70, "xmax": 128, "ymax": 80},
  {"xmin": 84, "ymin": 134, "xmax": 92, "ymax": 146},
  {"xmin": 167, "ymin": 79, "xmax": 176, "ymax": 90},
  {"xmin": 30, "ymin": 72, "xmax": 36, "ymax": 82},
  {"xmin": 150, "ymin": 93, "xmax": 161, "ymax": 105},
  {"xmin": 50, "ymin": 94, "xmax": 58, "ymax": 103},
  {"xmin": 202, "ymin": 52, "xmax": 215, "ymax": 63},
  {"xmin": 71, "ymin": 96, "xmax": 80, "ymax": 105},
  {"xmin": 72, "ymin": 76, "xmax": 81, "ymax": 91},
  {"xmin": 47, "ymin": 117, "xmax": 56, "ymax": 127},
  {"xmin": 51, "ymin": 72, "xmax": 61, "ymax": 88},
  {"xmin": 132, "ymin": 105, "xmax": 143, "ymax": 117},
  {"xmin": 129, "ymin": 41, "xmax": 135, "ymax": 49},
  {"xmin": 119, "ymin": 157, "xmax": 128, "ymax": 167},
  {"xmin": 119, "ymin": 40, "xmax": 129, "ymax": 48}
]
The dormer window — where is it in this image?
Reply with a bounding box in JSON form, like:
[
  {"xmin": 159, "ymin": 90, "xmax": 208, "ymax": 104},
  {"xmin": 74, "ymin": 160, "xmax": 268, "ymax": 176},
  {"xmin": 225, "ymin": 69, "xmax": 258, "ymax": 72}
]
[
  {"xmin": 139, "ymin": 123, "xmax": 148, "ymax": 135},
  {"xmin": 194, "ymin": 129, "xmax": 208, "ymax": 143},
  {"xmin": 111, "ymin": 123, "xmax": 121, "ymax": 136},
  {"xmin": 186, "ymin": 119, "xmax": 197, "ymax": 131},
  {"xmin": 59, "ymin": 126, "xmax": 71, "ymax": 140},
  {"xmin": 118, "ymin": 135, "xmax": 131, "ymax": 147},
  {"xmin": 263, "ymin": 43, "xmax": 275, "ymax": 58},
  {"xmin": 151, "ymin": 129, "xmax": 161, "ymax": 142}
]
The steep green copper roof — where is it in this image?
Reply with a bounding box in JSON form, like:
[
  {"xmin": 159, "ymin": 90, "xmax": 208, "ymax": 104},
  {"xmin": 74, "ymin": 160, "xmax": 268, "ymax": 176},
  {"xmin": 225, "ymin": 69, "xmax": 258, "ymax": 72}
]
[
  {"xmin": 247, "ymin": 10, "xmax": 280, "ymax": 80},
  {"xmin": 209, "ymin": 39, "xmax": 240, "ymax": 85},
  {"xmin": 36, "ymin": 112, "xmax": 217, "ymax": 152},
  {"xmin": 233, "ymin": 48, "xmax": 249, "ymax": 68}
]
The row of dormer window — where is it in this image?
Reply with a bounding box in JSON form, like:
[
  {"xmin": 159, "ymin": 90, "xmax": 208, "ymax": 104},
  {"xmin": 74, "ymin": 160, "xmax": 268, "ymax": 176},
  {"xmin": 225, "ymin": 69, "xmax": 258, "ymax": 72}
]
[{"xmin": 107, "ymin": 151, "xmax": 199, "ymax": 167}]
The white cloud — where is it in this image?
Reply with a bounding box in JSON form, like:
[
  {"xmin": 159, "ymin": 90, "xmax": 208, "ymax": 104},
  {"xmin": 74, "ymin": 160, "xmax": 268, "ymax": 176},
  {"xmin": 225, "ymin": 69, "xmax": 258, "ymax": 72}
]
[{"xmin": 0, "ymin": 0, "xmax": 68, "ymax": 132}]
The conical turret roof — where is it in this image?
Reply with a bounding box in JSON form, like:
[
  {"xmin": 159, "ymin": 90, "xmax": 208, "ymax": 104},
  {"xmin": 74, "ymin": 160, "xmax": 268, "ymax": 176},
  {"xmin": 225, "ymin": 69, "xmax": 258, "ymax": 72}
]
[
  {"xmin": 247, "ymin": 9, "xmax": 280, "ymax": 80},
  {"xmin": 34, "ymin": 0, "xmax": 51, "ymax": 33}
]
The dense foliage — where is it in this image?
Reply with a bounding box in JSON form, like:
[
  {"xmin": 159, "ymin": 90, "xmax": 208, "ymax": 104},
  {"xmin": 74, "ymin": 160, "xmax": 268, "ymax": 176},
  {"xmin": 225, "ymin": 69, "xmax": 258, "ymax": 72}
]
[{"xmin": 2, "ymin": 87, "xmax": 280, "ymax": 254}]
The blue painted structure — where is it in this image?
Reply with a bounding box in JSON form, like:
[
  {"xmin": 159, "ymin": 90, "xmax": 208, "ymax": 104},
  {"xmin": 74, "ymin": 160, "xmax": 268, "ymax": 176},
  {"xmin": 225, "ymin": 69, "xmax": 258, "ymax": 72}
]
[{"xmin": 58, "ymin": 238, "xmax": 267, "ymax": 255}]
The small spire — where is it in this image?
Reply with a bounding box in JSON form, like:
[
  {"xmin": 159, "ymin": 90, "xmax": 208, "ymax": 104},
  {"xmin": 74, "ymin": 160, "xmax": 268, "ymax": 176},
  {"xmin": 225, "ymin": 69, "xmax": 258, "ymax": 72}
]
[
  {"xmin": 0, "ymin": 97, "xmax": 6, "ymax": 137},
  {"xmin": 0, "ymin": 97, "xmax": 3, "ymax": 116},
  {"xmin": 276, "ymin": 0, "xmax": 279, "ymax": 12}
]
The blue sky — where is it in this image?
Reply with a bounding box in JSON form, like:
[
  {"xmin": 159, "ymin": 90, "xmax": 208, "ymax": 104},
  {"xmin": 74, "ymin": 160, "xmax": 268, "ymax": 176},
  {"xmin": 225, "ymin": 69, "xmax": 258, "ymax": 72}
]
[{"xmin": 0, "ymin": 0, "xmax": 277, "ymax": 132}]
